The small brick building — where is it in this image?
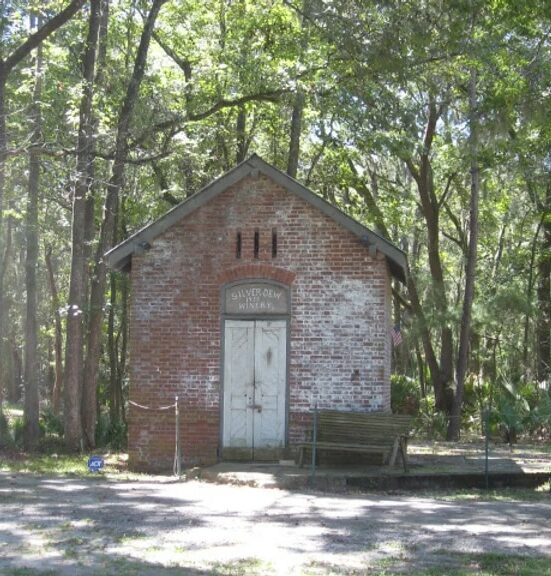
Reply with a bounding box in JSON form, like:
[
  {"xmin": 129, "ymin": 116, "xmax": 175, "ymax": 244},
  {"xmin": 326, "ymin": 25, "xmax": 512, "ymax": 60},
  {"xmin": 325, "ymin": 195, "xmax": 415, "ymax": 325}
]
[{"xmin": 106, "ymin": 155, "xmax": 406, "ymax": 471}]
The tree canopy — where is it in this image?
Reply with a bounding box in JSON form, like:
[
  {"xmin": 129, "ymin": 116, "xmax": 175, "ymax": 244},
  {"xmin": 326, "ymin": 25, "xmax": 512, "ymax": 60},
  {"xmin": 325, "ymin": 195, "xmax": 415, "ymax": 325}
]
[{"xmin": 0, "ymin": 0, "xmax": 550, "ymax": 449}]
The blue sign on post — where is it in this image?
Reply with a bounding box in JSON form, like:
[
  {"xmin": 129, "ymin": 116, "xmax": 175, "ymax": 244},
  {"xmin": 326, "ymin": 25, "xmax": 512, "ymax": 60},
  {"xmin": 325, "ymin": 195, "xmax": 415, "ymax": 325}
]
[{"xmin": 87, "ymin": 455, "xmax": 104, "ymax": 473}]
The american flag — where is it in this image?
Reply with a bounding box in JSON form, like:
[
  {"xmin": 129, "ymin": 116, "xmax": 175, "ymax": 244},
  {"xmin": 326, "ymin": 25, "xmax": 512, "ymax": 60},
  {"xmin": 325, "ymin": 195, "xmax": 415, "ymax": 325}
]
[{"xmin": 392, "ymin": 325, "xmax": 403, "ymax": 347}]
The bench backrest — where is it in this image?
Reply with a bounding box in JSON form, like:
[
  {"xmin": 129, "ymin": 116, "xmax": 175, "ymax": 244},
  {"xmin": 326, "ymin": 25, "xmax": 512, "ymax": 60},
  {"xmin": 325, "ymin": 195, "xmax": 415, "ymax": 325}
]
[{"xmin": 316, "ymin": 410, "xmax": 412, "ymax": 446}]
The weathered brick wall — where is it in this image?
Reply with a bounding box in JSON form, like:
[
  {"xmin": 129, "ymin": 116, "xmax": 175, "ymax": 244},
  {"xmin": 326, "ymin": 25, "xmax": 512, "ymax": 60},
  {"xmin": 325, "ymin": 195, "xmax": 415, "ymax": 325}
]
[{"xmin": 128, "ymin": 174, "xmax": 392, "ymax": 471}]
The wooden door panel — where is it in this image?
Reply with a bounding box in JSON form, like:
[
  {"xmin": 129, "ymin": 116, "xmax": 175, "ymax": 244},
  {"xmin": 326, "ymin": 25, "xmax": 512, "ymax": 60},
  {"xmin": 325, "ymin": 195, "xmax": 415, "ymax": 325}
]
[
  {"xmin": 223, "ymin": 321, "xmax": 254, "ymax": 450},
  {"xmin": 254, "ymin": 321, "xmax": 286, "ymax": 448}
]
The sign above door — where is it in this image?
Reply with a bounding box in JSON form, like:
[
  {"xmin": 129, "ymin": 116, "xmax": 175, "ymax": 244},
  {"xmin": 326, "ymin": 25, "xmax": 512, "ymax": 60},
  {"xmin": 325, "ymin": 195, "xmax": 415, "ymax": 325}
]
[{"xmin": 224, "ymin": 282, "xmax": 290, "ymax": 315}]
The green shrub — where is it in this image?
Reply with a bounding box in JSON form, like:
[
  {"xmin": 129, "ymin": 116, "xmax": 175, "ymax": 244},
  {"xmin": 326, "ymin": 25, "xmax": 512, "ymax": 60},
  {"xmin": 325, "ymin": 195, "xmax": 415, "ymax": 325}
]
[
  {"xmin": 521, "ymin": 382, "xmax": 551, "ymax": 438},
  {"xmin": 495, "ymin": 396, "xmax": 526, "ymax": 443},
  {"xmin": 38, "ymin": 435, "xmax": 67, "ymax": 454},
  {"xmin": 415, "ymin": 396, "xmax": 448, "ymax": 439},
  {"xmin": 40, "ymin": 408, "xmax": 64, "ymax": 437},
  {"xmin": 0, "ymin": 410, "xmax": 13, "ymax": 448},
  {"xmin": 391, "ymin": 374, "xmax": 420, "ymax": 415},
  {"xmin": 106, "ymin": 419, "xmax": 127, "ymax": 450},
  {"xmin": 490, "ymin": 379, "xmax": 551, "ymax": 442},
  {"xmin": 12, "ymin": 416, "xmax": 25, "ymax": 447},
  {"xmin": 96, "ymin": 412, "xmax": 127, "ymax": 450}
]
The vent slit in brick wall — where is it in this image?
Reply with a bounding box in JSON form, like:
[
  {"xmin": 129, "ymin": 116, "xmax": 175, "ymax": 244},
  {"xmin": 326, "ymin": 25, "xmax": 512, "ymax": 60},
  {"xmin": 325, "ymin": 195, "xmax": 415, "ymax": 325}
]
[
  {"xmin": 254, "ymin": 229, "xmax": 259, "ymax": 259},
  {"xmin": 236, "ymin": 231, "xmax": 242, "ymax": 259},
  {"xmin": 272, "ymin": 228, "xmax": 277, "ymax": 258}
]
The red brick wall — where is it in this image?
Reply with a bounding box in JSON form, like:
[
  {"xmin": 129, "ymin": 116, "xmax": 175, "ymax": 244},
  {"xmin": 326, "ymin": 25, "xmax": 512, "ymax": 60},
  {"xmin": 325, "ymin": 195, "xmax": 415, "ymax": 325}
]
[{"xmin": 128, "ymin": 174, "xmax": 392, "ymax": 471}]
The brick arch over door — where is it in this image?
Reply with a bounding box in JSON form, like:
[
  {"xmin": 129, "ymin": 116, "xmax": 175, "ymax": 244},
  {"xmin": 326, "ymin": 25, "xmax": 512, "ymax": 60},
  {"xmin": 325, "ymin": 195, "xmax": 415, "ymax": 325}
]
[{"xmin": 217, "ymin": 264, "xmax": 296, "ymax": 287}]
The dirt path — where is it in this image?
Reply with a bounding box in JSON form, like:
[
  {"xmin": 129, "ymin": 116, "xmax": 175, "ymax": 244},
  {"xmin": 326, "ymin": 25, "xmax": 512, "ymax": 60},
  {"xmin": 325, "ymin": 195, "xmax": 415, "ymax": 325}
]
[{"xmin": 0, "ymin": 472, "xmax": 550, "ymax": 575}]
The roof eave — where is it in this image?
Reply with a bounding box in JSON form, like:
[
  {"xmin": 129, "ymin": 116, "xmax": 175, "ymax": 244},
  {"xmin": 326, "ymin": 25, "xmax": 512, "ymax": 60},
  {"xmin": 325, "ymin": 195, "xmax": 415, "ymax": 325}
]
[{"xmin": 105, "ymin": 154, "xmax": 408, "ymax": 283}]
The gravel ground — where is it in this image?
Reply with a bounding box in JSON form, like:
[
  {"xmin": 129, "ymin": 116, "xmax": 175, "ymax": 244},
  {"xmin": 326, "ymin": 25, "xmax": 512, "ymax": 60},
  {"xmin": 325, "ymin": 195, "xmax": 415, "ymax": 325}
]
[{"xmin": 1, "ymin": 472, "xmax": 550, "ymax": 575}]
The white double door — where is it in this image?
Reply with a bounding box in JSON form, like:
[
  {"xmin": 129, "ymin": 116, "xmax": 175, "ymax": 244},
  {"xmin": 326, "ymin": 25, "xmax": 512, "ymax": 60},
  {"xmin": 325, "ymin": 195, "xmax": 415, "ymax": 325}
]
[{"xmin": 223, "ymin": 320, "xmax": 287, "ymax": 455}]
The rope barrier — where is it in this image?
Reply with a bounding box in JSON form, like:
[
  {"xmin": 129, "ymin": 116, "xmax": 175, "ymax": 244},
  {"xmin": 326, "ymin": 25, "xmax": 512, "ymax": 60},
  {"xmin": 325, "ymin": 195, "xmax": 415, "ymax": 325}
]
[{"xmin": 128, "ymin": 400, "xmax": 177, "ymax": 411}]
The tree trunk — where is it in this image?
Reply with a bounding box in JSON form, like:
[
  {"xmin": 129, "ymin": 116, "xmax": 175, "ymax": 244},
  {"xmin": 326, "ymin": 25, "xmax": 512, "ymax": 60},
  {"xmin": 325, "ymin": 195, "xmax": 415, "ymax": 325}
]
[
  {"xmin": 0, "ymin": 209, "xmax": 13, "ymax": 404},
  {"xmin": 286, "ymin": 0, "xmax": 309, "ymax": 178},
  {"xmin": 287, "ymin": 89, "xmax": 304, "ymax": 178},
  {"xmin": 0, "ymin": 4, "xmax": 87, "ymax": 412},
  {"xmin": 45, "ymin": 247, "xmax": 63, "ymax": 415},
  {"xmin": 235, "ymin": 105, "xmax": 247, "ymax": 163},
  {"xmin": 9, "ymin": 334, "xmax": 23, "ymax": 404},
  {"xmin": 82, "ymin": 0, "xmax": 110, "ymax": 311},
  {"xmin": 537, "ymin": 208, "xmax": 551, "ymax": 381},
  {"xmin": 0, "ymin": 68, "xmax": 7, "ymax": 410},
  {"xmin": 523, "ymin": 215, "xmax": 543, "ymax": 371},
  {"xmin": 82, "ymin": 0, "xmax": 167, "ymax": 448},
  {"xmin": 108, "ymin": 271, "xmax": 119, "ymax": 424},
  {"xmin": 64, "ymin": 0, "xmax": 103, "ymax": 451},
  {"xmin": 118, "ymin": 274, "xmax": 129, "ymax": 424},
  {"xmin": 448, "ymin": 67, "xmax": 480, "ymax": 440},
  {"xmin": 23, "ymin": 28, "xmax": 43, "ymax": 450},
  {"xmin": 405, "ymin": 97, "xmax": 453, "ymax": 412}
]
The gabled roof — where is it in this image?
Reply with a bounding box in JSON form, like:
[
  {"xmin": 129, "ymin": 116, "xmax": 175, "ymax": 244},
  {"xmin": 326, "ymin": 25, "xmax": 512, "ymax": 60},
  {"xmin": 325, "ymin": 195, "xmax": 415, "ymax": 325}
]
[{"xmin": 105, "ymin": 154, "xmax": 407, "ymax": 283}]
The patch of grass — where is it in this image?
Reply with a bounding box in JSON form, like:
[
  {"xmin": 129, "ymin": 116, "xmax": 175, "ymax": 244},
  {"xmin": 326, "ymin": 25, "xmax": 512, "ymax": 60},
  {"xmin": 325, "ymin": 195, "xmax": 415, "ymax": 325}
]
[
  {"xmin": 367, "ymin": 552, "xmax": 551, "ymax": 576},
  {"xmin": 62, "ymin": 536, "xmax": 86, "ymax": 547},
  {"xmin": 56, "ymin": 521, "xmax": 73, "ymax": 532},
  {"xmin": 304, "ymin": 552, "xmax": 551, "ymax": 576},
  {"xmin": 0, "ymin": 449, "xmax": 157, "ymax": 481},
  {"xmin": 102, "ymin": 557, "xmax": 203, "ymax": 576},
  {"xmin": 114, "ymin": 530, "xmax": 148, "ymax": 544},
  {"xmin": 211, "ymin": 557, "xmax": 273, "ymax": 575},
  {"xmin": 473, "ymin": 552, "xmax": 551, "ymax": 576},
  {"xmin": 2, "ymin": 569, "xmax": 58, "ymax": 576},
  {"xmin": 0, "ymin": 453, "xmax": 90, "ymax": 475},
  {"xmin": 0, "ymin": 451, "xmax": 149, "ymax": 480},
  {"xmin": 3, "ymin": 403, "xmax": 24, "ymax": 422},
  {"xmin": 418, "ymin": 485, "xmax": 551, "ymax": 502},
  {"xmin": 302, "ymin": 561, "xmax": 371, "ymax": 575},
  {"xmin": 22, "ymin": 522, "xmax": 49, "ymax": 531}
]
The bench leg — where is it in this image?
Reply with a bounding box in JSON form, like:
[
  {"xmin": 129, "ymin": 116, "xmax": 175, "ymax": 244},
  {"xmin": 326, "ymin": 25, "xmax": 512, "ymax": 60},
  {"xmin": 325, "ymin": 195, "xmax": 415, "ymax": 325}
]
[
  {"xmin": 399, "ymin": 438, "xmax": 408, "ymax": 473},
  {"xmin": 389, "ymin": 437, "xmax": 400, "ymax": 467},
  {"xmin": 298, "ymin": 447, "xmax": 305, "ymax": 468}
]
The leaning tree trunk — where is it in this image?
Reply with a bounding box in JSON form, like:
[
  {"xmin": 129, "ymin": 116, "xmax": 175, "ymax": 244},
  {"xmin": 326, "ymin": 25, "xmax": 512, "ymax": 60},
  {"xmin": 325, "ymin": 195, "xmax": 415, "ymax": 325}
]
[
  {"xmin": 82, "ymin": 0, "xmax": 167, "ymax": 448},
  {"xmin": 64, "ymin": 0, "xmax": 103, "ymax": 451},
  {"xmin": 23, "ymin": 29, "xmax": 43, "ymax": 450},
  {"xmin": 448, "ymin": 67, "xmax": 480, "ymax": 441}
]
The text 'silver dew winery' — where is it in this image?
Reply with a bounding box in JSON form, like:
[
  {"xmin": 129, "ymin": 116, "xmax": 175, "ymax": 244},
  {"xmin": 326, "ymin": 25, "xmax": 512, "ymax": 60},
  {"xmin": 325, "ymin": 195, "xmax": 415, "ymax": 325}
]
[{"xmin": 106, "ymin": 154, "xmax": 407, "ymax": 471}]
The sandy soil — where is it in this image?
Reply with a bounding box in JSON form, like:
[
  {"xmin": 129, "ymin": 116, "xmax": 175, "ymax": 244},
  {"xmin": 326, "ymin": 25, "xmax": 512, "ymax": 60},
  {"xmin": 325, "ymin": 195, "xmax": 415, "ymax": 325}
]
[{"xmin": 0, "ymin": 472, "xmax": 550, "ymax": 575}]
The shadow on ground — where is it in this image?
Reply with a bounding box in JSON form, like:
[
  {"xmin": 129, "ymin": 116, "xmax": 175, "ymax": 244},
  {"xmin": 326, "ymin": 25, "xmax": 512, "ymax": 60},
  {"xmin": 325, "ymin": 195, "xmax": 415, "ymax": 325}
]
[{"xmin": 0, "ymin": 471, "xmax": 550, "ymax": 575}]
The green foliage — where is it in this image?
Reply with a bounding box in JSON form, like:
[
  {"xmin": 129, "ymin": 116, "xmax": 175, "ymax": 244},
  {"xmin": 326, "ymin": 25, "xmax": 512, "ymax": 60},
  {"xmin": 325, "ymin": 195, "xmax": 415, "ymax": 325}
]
[
  {"xmin": 492, "ymin": 380, "xmax": 551, "ymax": 442},
  {"xmin": 95, "ymin": 413, "xmax": 127, "ymax": 450},
  {"xmin": 1, "ymin": 0, "xmax": 551, "ymax": 446},
  {"xmin": 391, "ymin": 375, "xmax": 420, "ymax": 415},
  {"xmin": 11, "ymin": 417, "xmax": 25, "ymax": 448},
  {"xmin": 494, "ymin": 396, "xmax": 525, "ymax": 443},
  {"xmin": 39, "ymin": 408, "xmax": 64, "ymax": 438},
  {"xmin": 415, "ymin": 398, "xmax": 450, "ymax": 440},
  {"xmin": 0, "ymin": 453, "xmax": 91, "ymax": 476},
  {"xmin": 0, "ymin": 410, "xmax": 12, "ymax": 448}
]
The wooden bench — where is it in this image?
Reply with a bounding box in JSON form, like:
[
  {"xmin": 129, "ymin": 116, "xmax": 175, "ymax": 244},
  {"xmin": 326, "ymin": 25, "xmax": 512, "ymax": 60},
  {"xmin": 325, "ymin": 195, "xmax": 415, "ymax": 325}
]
[{"xmin": 297, "ymin": 410, "xmax": 413, "ymax": 473}]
